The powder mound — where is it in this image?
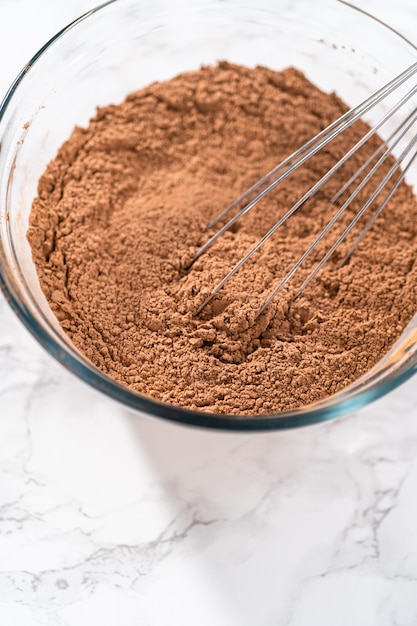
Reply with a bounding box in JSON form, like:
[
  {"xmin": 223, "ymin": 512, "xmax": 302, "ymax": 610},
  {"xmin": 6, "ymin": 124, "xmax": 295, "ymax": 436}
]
[{"xmin": 28, "ymin": 62, "xmax": 417, "ymax": 415}]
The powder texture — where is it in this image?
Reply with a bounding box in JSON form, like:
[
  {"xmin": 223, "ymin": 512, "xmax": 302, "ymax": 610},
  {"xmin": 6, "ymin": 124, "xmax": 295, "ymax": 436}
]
[{"xmin": 28, "ymin": 62, "xmax": 417, "ymax": 414}]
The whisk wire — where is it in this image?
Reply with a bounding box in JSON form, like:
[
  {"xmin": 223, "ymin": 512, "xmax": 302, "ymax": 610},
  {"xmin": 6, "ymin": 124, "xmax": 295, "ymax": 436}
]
[
  {"xmin": 195, "ymin": 79, "xmax": 417, "ymax": 315},
  {"xmin": 294, "ymin": 134, "xmax": 417, "ymax": 298},
  {"xmin": 339, "ymin": 150, "xmax": 417, "ymax": 267},
  {"xmin": 331, "ymin": 106, "xmax": 417, "ymax": 203},
  {"xmin": 259, "ymin": 112, "xmax": 417, "ymax": 313},
  {"xmin": 204, "ymin": 62, "xmax": 417, "ymax": 234}
]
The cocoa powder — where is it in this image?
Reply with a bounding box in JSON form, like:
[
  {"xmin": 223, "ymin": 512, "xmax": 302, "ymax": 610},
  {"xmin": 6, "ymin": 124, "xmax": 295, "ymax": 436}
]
[{"xmin": 28, "ymin": 62, "xmax": 417, "ymax": 414}]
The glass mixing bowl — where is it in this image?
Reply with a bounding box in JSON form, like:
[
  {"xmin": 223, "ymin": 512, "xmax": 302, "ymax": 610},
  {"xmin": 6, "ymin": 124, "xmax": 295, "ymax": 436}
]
[{"xmin": 0, "ymin": 0, "xmax": 416, "ymax": 430}]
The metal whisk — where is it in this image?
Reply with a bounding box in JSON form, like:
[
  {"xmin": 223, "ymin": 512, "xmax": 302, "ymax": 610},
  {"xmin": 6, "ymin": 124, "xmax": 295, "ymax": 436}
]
[{"xmin": 192, "ymin": 62, "xmax": 417, "ymax": 316}]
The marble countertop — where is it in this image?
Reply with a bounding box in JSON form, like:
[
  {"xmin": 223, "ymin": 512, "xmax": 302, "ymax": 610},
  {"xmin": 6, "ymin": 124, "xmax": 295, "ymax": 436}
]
[{"xmin": 1, "ymin": 1, "xmax": 417, "ymax": 624}]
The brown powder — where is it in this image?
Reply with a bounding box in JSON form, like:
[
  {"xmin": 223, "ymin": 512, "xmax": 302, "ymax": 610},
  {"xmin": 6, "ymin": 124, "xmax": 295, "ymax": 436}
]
[{"xmin": 28, "ymin": 62, "xmax": 417, "ymax": 415}]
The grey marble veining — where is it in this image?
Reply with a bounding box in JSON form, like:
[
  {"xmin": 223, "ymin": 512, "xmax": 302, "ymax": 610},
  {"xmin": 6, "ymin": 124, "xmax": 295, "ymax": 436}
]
[{"xmin": 1, "ymin": 1, "xmax": 417, "ymax": 625}]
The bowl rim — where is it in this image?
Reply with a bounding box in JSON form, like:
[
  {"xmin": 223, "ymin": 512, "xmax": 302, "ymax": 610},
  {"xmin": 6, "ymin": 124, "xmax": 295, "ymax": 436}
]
[{"xmin": 1, "ymin": 0, "xmax": 417, "ymax": 431}]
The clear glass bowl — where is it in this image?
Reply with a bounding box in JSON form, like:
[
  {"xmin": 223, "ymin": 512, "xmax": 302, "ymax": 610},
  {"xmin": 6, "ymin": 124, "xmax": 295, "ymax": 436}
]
[{"xmin": 0, "ymin": 0, "xmax": 416, "ymax": 430}]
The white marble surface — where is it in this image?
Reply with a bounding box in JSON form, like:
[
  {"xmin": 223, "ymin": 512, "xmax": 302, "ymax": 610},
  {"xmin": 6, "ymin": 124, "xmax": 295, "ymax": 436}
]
[{"xmin": 1, "ymin": 1, "xmax": 417, "ymax": 624}]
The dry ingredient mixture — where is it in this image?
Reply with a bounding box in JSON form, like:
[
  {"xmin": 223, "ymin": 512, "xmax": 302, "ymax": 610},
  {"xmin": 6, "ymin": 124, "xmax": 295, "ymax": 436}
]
[{"xmin": 28, "ymin": 62, "xmax": 417, "ymax": 415}]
